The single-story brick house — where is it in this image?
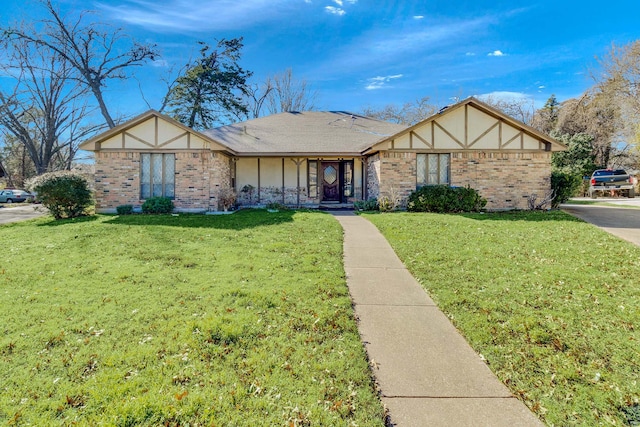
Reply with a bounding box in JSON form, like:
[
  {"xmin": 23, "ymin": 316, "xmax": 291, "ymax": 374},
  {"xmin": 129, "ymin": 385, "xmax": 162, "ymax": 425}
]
[{"xmin": 79, "ymin": 97, "xmax": 565, "ymax": 212}]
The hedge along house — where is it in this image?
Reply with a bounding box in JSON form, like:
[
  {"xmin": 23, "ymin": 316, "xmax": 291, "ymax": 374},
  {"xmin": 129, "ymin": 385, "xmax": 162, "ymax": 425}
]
[{"xmin": 79, "ymin": 97, "xmax": 565, "ymax": 213}]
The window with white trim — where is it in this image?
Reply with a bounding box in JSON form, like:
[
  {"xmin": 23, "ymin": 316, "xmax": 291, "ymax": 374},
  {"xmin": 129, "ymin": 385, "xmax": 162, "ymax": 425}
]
[
  {"xmin": 140, "ymin": 153, "xmax": 175, "ymax": 199},
  {"xmin": 417, "ymin": 153, "xmax": 450, "ymax": 186}
]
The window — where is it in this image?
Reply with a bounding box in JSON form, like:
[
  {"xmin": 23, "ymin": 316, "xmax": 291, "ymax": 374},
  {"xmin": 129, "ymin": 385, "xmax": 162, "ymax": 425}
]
[
  {"xmin": 417, "ymin": 153, "xmax": 449, "ymax": 186},
  {"xmin": 141, "ymin": 153, "xmax": 175, "ymax": 199},
  {"xmin": 308, "ymin": 160, "xmax": 318, "ymax": 198},
  {"xmin": 342, "ymin": 161, "xmax": 353, "ymax": 197}
]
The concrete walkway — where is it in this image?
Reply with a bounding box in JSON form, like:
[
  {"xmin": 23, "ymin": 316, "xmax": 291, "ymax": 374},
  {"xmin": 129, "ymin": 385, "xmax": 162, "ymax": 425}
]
[{"xmin": 332, "ymin": 212, "xmax": 544, "ymax": 427}]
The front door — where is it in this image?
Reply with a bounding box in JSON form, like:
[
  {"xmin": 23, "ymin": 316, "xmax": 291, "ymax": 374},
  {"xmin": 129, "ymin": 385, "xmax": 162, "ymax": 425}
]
[{"xmin": 321, "ymin": 162, "xmax": 340, "ymax": 202}]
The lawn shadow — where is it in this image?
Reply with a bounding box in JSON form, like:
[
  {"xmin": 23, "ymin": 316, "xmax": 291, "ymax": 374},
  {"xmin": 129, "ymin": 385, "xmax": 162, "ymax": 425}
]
[
  {"xmin": 102, "ymin": 208, "xmax": 302, "ymax": 230},
  {"xmin": 361, "ymin": 209, "xmax": 585, "ymax": 223},
  {"xmin": 458, "ymin": 210, "xmax": 586, "ymax": 223},
  {"xmin": 37, "ymin": 215, "xmax": 100, "ymax": 227}
]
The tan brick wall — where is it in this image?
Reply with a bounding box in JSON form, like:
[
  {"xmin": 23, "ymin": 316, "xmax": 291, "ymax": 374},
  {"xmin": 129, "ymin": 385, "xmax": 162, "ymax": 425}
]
[
  {"xmin": 94, "ymin": 151, "xmax": 232, "ymax": 213},
  {"xmin": 367, "ymin": 152, "xmax": 416, "ymax": 204},
  {"xmin": 94, "ymin": 152, "xmax": 141, "ymax": 211},
  {"xmin": 367, "ymin": 150, "xmax": 552, "ymax": 210},
  {"xmin": 451, "ymin": 151, "xmax": 552, "ymax": 210}
]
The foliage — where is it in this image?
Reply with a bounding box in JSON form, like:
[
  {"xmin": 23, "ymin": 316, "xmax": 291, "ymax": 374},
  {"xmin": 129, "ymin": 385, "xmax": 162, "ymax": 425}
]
[
  {"xmin": 534, "ymin": 94, "xmax": 560, "ymax": 134},
  {"xmin": 407, "ymin": 185, "xmax": 486, "ymax": 213},
  {"xmin": 552, "ymin": 133, "xmax": 598, "ymax": 176},
  {"xmin": 0, "ymin": 211, "xmax": 384, "ymax": 425},
  {"xmin": 27, "ymin": 171, "xmax": 92, "ymax": 219},
  {"xmin": 354, "ymin": 198, "xmax": 379, "ymax": 211},
  {"xmin": 554, "ymin": 92, "xmax": 619, "ymax": 168},
  {"xmin": 141, "ymin": 196, "xmax": 174, "ymax": 214},
  {"xmin": 166, "ymin": 39, "xmax": 252, "ymax": 130},
  {"xmin": 217, "ymin": 188, "xmax": 237, "ymax": 211},
  {"xmin": 550, "ymin": 171, "xmax": 582, "ymax": 207},
  {"xmin": 116, "ymin": 204, "xmax": 134, "ymax": 215},
  {"xmin": 365, "ymin": 211, "xmax": 640, "ymax": 426},
  {"xmin": 361, "ymin": 96, "xmax": 437, "ymax": 125}
]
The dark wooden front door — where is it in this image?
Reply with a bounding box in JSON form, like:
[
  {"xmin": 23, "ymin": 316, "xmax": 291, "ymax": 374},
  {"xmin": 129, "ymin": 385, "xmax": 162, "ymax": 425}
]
[{"xmin": 321, "ymin": 162, "xmax": 340, "ymax": 202}]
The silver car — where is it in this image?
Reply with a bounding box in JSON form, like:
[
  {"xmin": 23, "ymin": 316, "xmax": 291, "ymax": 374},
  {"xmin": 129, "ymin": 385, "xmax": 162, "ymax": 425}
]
[{"xmin": 0, "ymin": 189, "xmax": 33, "ymax": 203}]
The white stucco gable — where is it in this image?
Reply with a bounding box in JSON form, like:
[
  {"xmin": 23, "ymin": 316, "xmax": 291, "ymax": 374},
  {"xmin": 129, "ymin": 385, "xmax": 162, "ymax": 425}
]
[
  {"xmin": 365, "ymin": 97, "xmax": 565, "ymax": 154},
  {"xmin": 79, "ymin": 110, "xmax": 233, "ymax": 153}
]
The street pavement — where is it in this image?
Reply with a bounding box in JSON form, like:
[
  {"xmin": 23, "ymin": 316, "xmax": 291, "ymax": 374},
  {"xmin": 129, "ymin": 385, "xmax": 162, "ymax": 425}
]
[
  {"xmin": 561, "ymin": 197, "xmax": 640, "ymax": 247},
  {"xmin": 0, "ymin": 204, "xmax": 47, "ymax": 225}
]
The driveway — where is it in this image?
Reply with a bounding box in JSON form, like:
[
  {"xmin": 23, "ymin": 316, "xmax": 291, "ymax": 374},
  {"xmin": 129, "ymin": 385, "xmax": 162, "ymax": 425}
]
[
  {"xmin": 561, "ymin": 199, "xmax": 640, "ymax": 246},
  {"xmin": 0, "ymin": 204, "xmax": 47, "ymax": 225}
]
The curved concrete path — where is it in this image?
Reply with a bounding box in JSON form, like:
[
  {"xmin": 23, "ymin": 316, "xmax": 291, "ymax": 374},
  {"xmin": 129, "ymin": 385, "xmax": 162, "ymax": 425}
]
[{"xmin": 332, "ymin": 212, "xmax": 543, "ymax": 427}]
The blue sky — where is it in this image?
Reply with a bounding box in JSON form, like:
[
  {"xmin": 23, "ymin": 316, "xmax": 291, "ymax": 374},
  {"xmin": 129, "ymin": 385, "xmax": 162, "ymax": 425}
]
[{"xmin": 3, "ymin": 0, "xmax": 640, "ymax": 120}]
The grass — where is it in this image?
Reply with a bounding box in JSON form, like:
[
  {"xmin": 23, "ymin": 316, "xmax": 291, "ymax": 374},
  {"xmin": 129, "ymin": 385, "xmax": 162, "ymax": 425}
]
[
  {"xmin": 363, "ymin": 211, "xmax": 640, "ymax": 426},
  {"xmin": 0, "ymin": 210, "xmax": 384, "ymax": 426}
]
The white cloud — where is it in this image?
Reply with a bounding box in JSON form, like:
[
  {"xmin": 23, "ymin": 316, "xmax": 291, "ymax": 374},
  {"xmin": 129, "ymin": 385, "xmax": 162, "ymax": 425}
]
[
  {"xmin": 477, "ymin": 91, "xmax": 531, "ymax": 100},
  {"xmin": 325, "ymin": 6, "xmax": 345, "ymax": 15},
  {"xmin": 365, "ymin": 74, "xmax": 403, "ymax": 90},
  {"xmin": 96, "ymin": 0, "xmax": 309, "ymax": 32},
  {"xmin": 465, "ymin": 52, "xmax": 476, "ymax": 56},
  {"xmin": 326, "ymin": 0, "xmax": 356, "ymax": 15},
  {"xmin": 413, "ymin": 15, "xmax": 424, "ymax": 19},
  {"xmin": 488, "ymin": 50, "xmax": 506, "ymax": 57},
  {"xmin": 538, "ymin": 85, "xmax": 545, "ymax": 89},
  {"xmin": 151, "ymin": 59, "xmax": 169, "ymax": 68}
]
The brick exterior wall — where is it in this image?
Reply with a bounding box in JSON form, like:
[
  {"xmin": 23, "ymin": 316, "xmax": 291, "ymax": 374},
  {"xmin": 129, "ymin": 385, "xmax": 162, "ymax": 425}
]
[
  {"xmin": 367, "ymin": 150, "xmax": 552, "ymax": 210},
  {"xmin": 94, "ymin": 152, "xmax": 141, "ymax": 211},
  {"xmin": 94, "ymin": 151, "xmax": 232, "ymax": 213},
  {"xmin": 366, "ymin": 152, "xmax": 416, "ymax": 205},
  {"xmin": 451, "ymin": 151, "xmax": 552, "ymax": 210}
]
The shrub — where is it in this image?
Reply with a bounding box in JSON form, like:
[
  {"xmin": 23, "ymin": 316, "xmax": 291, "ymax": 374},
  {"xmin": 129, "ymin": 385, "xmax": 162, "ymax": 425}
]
[
  {"xmin": 141, "ymin": 197, "xmax": 174, "ymax": 214},
  {"xmin": 354, "ymin": 198, "xmax": 379, "ymax": 211},
  {"xmin": 116, "ymin": 204, "xmax": 134, "ymax": 215},
  {"xmin": 218, "ymin": 188, "xmax": 237, "ymax": 211},
  {"xmin": 27, "ymin": 171, "xmax": 93, "ymax": 220},
  {"xmin": 407, "ymin": 185, "xmax": 486, "ymax": 213},
  {"xmin": 550, "ymin": 171, "xmax": 582, "ymax": 208}
]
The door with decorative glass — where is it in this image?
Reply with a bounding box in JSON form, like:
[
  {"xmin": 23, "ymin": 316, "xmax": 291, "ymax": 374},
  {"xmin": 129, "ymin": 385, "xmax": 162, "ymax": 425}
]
[{"xmin": 321, "ymin": 162, "xmax": 340, "ymax": 202}]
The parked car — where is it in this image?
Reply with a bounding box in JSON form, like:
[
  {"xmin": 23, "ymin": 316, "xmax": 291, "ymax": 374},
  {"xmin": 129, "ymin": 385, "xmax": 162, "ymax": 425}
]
[
  {"xmin": 0, "ymin": 189, "xmax": 33, "ymax": 203},
  {"xmin": 589, "ymin": 169, "xmax": 635, "ymax": 198}
]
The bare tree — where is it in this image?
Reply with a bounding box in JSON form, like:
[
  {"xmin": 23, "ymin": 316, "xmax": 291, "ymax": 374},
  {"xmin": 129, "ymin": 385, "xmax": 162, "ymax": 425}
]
[
  {"xmin": 479, "ymin": 94, "xmax": 536, "ymax": 125},
  {"xmin": 264, "ymin": 68, "xmax": 318, "ymax": 114},
  {"xmin": 361, "ymin": 96, "xmax": 437, "ymax": 125},
  {"xmin": 555, "ymin": 91, "xmax": 619, "ymax": 168},
  {"xmin": 0, "ymin": 36, "xmax": 93, "ymax": 175},
  {"xmin": 4, "ymin": 0, "xmax": 158, "ymax": 128},
  {"xmin": 594, "ymin": 41, "xmax": 640, "ymax": 157}
]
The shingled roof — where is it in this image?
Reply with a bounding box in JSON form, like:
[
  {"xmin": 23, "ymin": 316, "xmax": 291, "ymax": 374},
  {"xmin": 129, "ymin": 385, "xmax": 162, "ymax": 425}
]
[{"xmin": 202, "ymin": 111, "xmax": 407, "ymax": 156}]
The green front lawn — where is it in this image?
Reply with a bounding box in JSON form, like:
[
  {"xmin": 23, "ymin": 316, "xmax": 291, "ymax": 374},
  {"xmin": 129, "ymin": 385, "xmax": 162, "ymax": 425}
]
[
  {"xmin": 363, "ymin": 211, "xmax": 640, "ymax": 426},
  {"xmin": 0, "ymin": 211, "xmax": 383, "ymax": 426}
]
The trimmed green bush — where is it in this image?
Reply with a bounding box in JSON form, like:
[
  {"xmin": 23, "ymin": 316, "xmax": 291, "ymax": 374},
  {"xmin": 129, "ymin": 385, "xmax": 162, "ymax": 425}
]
[
  {"xmin": 116, "ymin": 204, "xmax": 134, "ymax": 215},
  {"xmin": 27, "ymin": 171, "xmax": 93, "ymax": 220},
  {"xmin": 407, "ymin": 185, "xmax": 486, "ymax": 213},
  {"xmin": 141, "ymin": 196, "xmax": 174, "ymax": 214},
  {"xmin": 354, "ymin": 198, "xmax": 379, "ymax": 211},
  {"xmin": 551, "ymin": 171, "xmax": 582, "ymax": 208}
]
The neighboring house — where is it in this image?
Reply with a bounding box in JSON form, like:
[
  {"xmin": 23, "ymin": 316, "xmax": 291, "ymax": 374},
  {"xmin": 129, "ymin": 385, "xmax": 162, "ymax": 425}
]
[{"xmin": 79, "ymin": 97, "xmax": 565, "ymax": 213}]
